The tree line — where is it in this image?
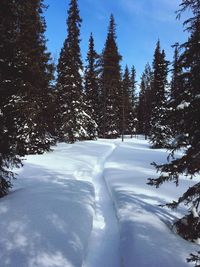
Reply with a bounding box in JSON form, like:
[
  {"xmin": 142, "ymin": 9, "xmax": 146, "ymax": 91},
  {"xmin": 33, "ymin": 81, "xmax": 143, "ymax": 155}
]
[{"xmin": 0, "ymin": 0, "xmax": 138, "ymax": 197}]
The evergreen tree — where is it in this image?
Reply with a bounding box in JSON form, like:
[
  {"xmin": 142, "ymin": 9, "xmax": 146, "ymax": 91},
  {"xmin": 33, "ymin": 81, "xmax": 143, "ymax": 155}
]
[
  {"xmin": 138, "ymin": 63, "xmax": 153, "ymax": 138},
  {"xmin": 148, "ymin": 1, "xmax": 200, "ymax": 261},
  {"xmin": 149, "ymin": 41, "xmax": 171, "ymax": 148},
  {"xmin": 0, "ymin": 0, "xmax": 54, "ymax": 196},
  {"xmin": 169, "ymin": 43, "xmax": 184, "ymax": 139},
  {"xmin": 129, "ymin": 66, "xmax": 138, "ymax": 137},
  {"xmin": 15, "ymin": 0, "xmax": 55, "ymax": 155},
  {"xmin": 99, "ymin": 15, "xmax": 122, "ymax": 138},
  {"xmin": 0, "ymin": 0, "xmax": 20, "ymax": 196},
  {"xmin": 121, "ymin": 66, "xmax": 132, "ymax": 141},
  {"xmin": 84, "ymin": 33, "xmax": 99, "ymax": 137},
  {"xmin": 56, "ymin": 0, "xmax": 96, "ymax": 142}
]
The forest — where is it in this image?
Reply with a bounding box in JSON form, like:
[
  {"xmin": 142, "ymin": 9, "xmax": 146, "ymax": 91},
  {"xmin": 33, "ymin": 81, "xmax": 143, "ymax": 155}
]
[{"xmin": 0, "ymin": 0, "xmax": 200, "ymax": 266}]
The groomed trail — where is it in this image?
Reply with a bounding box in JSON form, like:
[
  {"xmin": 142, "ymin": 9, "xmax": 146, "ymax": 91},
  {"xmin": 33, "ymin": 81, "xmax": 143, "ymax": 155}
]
[
  {"xmin": 83, "ymin": 142, "xmax": 121, "ymax": 267},
  {"xmin": 1, "ymin": 138, "xmax": 199, "ymax": 267}
]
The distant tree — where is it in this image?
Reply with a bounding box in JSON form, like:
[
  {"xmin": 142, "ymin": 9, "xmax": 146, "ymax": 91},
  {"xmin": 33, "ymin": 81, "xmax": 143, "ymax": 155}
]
[
  {"xmin": 56, "ymin": 0, "xmax": 96, "ymax": 142},
  {"xmin": 84, "ymin": 33, "xmax": 99, "ymax": 137},
  {"xmin": 129, "ymin": 66, "xmax": 138, "ymax": 137},
  {"xmin": 168, "ymin": 43, "xmax": 184, "ymax": 139},
  {"xmin": 99, "ymin": 15, "xmax": 122, "ymax": 138},
  {"xmin": 148, "ymin": 0, "xmax": 200, "ymax": 262},
  {"xmin": 138, "ymin": 63, "xmax": 153, "ymax": 138},
  {"xmin": 121, "ymin": 66, "xmax": 132, "ymax": 141},
  {"xmin": 149, "ymin": 41, "xmax": 171, "ymax": 148},
  {"xmin": 130, "ymin": 66, "xmax": 137, "ymax": 106}
]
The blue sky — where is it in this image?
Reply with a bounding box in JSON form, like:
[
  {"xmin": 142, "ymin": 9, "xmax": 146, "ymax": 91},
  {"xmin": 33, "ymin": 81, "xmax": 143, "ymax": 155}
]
[{"xmin": 44, "ymin": 0, "xmax": 188, "ymax": 81}]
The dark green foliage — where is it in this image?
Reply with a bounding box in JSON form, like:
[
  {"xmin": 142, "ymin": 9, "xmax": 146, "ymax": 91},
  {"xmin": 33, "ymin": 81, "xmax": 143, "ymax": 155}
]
[
  {"xmin": 174, "ymin": 209, "xmax": 200, "ymax": 241},
  {"xmin": 149, "ymin": 41, "xmax": 171, "ymax": 148},
  {"xmin": 187, "ymin": 251, "xmax": 200, "ymax": 267},
  {"xmin": 56, "ymin": 0, "xmax": 96, "ymax": 142},
  {"xmin": 84, "ymin": 33, "xmax": 99, "ymax": 137},
  {"xmin": 148, "ymin": 0, "xmax": 200, "ymax": 255},
  {"xmin": 14, "ymin": 0, "xmax": 55, "ymax": 155},
  {"xmin": 129, "ymin": 66, "xmax": 138, "ymax": 137},
  {"xmin": 168, "ymin": 43, "xmax": 184, "ymax": 141},
  {"xmin": 99, "ymin": 15, "xmax": 122, "ymax": 138},
  {"xmin": 138, "ymin": 63, "xmax": 153, "ymax": 138},
  {"xmin": 121, "ymin": 66, "xmax": 132, "ymax": 139},
  {"xmin": 0, "ymin": 0, "xmax": 54, "ymax": 197}
]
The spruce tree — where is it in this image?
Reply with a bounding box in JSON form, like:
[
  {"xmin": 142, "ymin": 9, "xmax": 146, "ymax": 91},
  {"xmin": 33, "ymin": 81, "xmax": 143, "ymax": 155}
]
[
  {"xmin": 0, "ymin": 0, "xmax": 54, "ymax": 196},
  {"xmin": 15, "ymin": 0, "xmax": 55, "ymax": 155},
  {"xmin": 56, "ymin": 0, "xmax": 95, "ymax": 142},
  {"xmin": 121, "ymin": 66, "xmax": 132, "ymax": 140},
  {"xmin": 99, "ymin": 15, "xmax": 122, "ymax": 138},
  {"xmin": 169, "ymin": 43, "xmax": 184, "ymax": 140},
  {"xmin": 0, "ymin": 0, "xmax": 20, "ymax": 196},
  {"xmin": 129, "ymin": 66, "xmax": 138, "ymax": 137},
  {"xmin": 148, "ymin": 0, "xmax": 200, "ymax": 260},
  {"xmin": 149, "ymin": 41, "xmax": 171, "ymax": 148},
  {"xmin": 84, "ymin": 33, "xmax": 99, "ymax": 137},
  {"xmin": 138, "ymin": 63, "xmax": 153, "ymax": 138}
]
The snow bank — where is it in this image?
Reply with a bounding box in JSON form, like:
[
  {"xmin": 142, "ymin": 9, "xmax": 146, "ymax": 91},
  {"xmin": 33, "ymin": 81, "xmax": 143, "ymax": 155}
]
[
  {"xmin": 0, "ymin": 142, "xmax": 113, "ymax": 267},
  {"xmin": 104, "ymin": 137, "xmax": 199, "ymax": 267}
]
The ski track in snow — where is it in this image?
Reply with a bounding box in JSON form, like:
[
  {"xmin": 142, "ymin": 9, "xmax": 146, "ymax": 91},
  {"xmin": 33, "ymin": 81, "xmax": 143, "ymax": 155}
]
[{"xmin": 82, "ymin": 142, "xmax": 121, "ymax": 267}]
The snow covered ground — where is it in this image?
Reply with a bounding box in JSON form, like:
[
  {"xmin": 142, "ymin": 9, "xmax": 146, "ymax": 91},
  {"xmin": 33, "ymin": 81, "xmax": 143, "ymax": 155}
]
[{"xmin": 0, "ymin": 137, "xmax": 199, "ymax": 267}]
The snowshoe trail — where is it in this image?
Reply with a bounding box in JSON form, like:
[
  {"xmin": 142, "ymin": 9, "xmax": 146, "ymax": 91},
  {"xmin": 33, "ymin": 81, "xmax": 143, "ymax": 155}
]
[{"xmin": 83, "ymin": 143, "xmax": 120, "ymax": 267}]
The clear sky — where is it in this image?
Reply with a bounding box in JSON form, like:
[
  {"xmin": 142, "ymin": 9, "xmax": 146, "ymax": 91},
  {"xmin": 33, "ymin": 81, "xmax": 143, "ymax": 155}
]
[{"xmin": 44, "ymin": 0, "xmax": 188, "ymax": 81}]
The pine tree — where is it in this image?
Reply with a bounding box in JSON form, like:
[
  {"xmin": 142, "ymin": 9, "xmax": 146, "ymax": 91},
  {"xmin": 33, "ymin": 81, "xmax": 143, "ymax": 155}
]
[
  {"xmin": 0, "ymin": 0, "xmax": 54, "ymax": 197},
  {"xmin": 99, "ymin": 15, "xmax": 122, "ymax": 138},
  {"xmin": 148, "ymin": 0, "xmax": 200, "ymax": 258},
  {"xmin": 84, "ymin": 33, "xmax": 99, "ymax": 137},
  {"xmin": 149, "ymin": 41, "xmax": 171, "ymax": 148},
  {"xmin": 168, "ymin": 43, "xmax": 184, "ymax": 140},
  {"xmin": 15, "ymin": 0, "xmax": 55, "ymax": 155},
  {"xmin": 138, "ymin": 63, "xmax": 153, "ymax": 138},
  {"xmin": 129, "ymin": 66, "xmax": 138, "ymax": 137},
  {"xmin": 0, "ymin": 0, "xmax": 20, "ymax": 196},
  {"xmin": 56, "ymin": 0, "xmax": 96, "ymax": 142},
  {"xmin": 121, "ymin": 66, "xmax": 132, "ymax": 141}
]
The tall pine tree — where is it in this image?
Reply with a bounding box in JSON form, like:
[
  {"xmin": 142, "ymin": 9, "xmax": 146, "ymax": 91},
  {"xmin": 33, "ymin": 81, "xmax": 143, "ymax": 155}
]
[
  {"xmin": 138, "ymin": 63, "xmax": 153, "ymax": 138},
  {"xmin": 121, "ymin": 66, "xmax": 132, "ymax": 140},
  {"xmin": 84, "ymin": 33, "xmax": 99, "ymax": 137},
  {"xmin": 148, "ymin": 1, "xmax": 200, "ymax": 262},
  {"xmin": 56, "ymin": 0, "xmax": 96, "ymax": 143},
  {"xmin": 129, "ymin": 65, "xmax": 138, "ymax": 137},
  {"xmin": 15, "ymin": 0, "xmax": 55, "ymax": 155},
  {"xmin": 0, "ymin": 0, "xmax": 54, "ymax": 196},
  {"xmin": 168, "ymin": 43, "xmax": 184, "ymax": 140},
  {"xmin": 149, "ymin": 41, "xmax": 171, "ymax": 148},
  {"xmin": 99, "ymin": 15, "xmax": 122, "ymax": 138}
]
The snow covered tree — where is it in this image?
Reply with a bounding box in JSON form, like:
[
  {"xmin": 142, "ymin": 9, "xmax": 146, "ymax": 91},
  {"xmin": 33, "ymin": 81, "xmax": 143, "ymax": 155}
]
[
  {"xmin": 149, "ymin": 41, "xmax": 171, "ymax": 148},
  {"xmin": 138, "ymin": 63, "xmax": 153, "ymax": 138},
  {"xmin": 14, "ymin": 0, "xmax": 55, "ymax": 155},
  {"xmin": 84, "ymin": 33, "xmax": 99, "ymax": 137},
  {"xmin": 56, "ymin": 0, "xmax": 96, "ymax": 142},
  {"xmin": 0, "ymin": 0, "xmax": 55, "ymax": 197},
  {"xmin": 0, "ymin": 1, "xmax": 19, "ymax": 196},
  {"xmin": 129, "ymin": 66, "xmax": 138, "ymax": 137},
  {"xmin": 99, "ymin": 15, "xmax": 122, "ymax": 138},
  {"xmin": 168, "ymin": 43, "xmax": 184, "ymax": 140},
  {"xmin": 148, "ymin": 0, "xmax": 200, "ymax": 260},
  {"xmin": 121, "ymin": 66, "xmax": 132, "ymax": 140}
]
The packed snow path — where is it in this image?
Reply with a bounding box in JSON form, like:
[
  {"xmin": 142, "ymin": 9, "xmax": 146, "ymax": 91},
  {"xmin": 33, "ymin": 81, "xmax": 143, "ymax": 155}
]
[
  {"xmin": 83, "ymin": 142, "xmax": 120, "ymax": 267},
  {"xmin": 0, "ymin": 138, "xmax": 199, "ymax": 267}
]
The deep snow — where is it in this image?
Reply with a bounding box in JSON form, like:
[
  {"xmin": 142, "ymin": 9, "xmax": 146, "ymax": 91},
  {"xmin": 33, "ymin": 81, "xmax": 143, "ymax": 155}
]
[{"xmin": 0, "ymin": 137, "xmax": 199, "ymax": 267}]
